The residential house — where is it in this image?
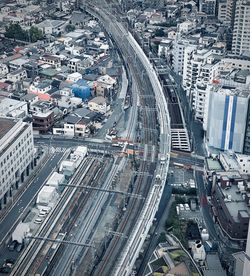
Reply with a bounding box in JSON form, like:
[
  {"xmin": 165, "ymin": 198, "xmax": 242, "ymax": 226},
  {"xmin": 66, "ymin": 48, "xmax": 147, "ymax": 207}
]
[
  {"xmin": 143, "ymin": 8, "xmax": 157, "ymax": 17},
  {"xmin": 29, "ymin": 80, "xmax": 52, "ymax": 101},
  {"xmin": 67, "ymin": 72, "xmax": 82, "ymax": 83},
  {"xmin": 8, "ymin": 57, "xmax": 30, "ymax": 71},
  {"xmin": 0, "ymin": 97, "xmax": 28, "ymax": 118},
  {"xmin": 68, "ymin": 58, "xmax": 81, "ymax": 72},
  {"xmin": 95, "ymin": 74, "xmax": 116, "ymax": 98},
  {"xmin": 36, "ymin": 19, "xmax": 66, "ymax": 35},
  {"xmin": 53, "ymin": 115, "xmax": 88, "ymax": 137},
  {"xmin": 7, "ymin": 69, "xmax": 27, "ymax": 83},
  {"xmin": 88, "ymin": 96, "xmax": 110, "ymax": 114},
  {"xmin": 40, "ymin": 54, "xmax": 61, "ymax": 69},
  {"xmin": 149, "ymin": 12, "xmax": 166, "ymax": 25},
  {"xmin": 21, "ymin": 93, "xmax": 39, "ymax": 110},
  {"xmin": 0, "ymin": 82, "xmax": 12, "ymax": 92},
  {"xmin": 32, "ymin": 110, "xmax": 54, "ymax": 134},
  {"xmin": 0, "ymin": 64, "xmax": 9, "ymax": 77}
]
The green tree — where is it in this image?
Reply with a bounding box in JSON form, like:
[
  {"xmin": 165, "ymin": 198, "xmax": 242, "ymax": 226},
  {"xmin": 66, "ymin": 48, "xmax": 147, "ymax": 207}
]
[
  {"xmin": 65, "ymin": 24, "xmax": 75, "ymax": 33},
  {"xmin": 28, "ymin": 26, "xmax": 43, "ymax": 42},
  {"xmin": 5, "ymin": 23, "xmax": 27, "ymax": 41},
  {"xmin": 155, "ymin": 28, "xmax": 165, "ymax": 37},
  {"xmin": 5, "ymin": 23, "xmax": 43, "ymax": 42}
]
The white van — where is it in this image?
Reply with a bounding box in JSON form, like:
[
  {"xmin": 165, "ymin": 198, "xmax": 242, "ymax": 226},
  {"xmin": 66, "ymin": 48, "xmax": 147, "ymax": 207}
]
[
  {"xmin": 38, "ymin": 211, "xmax": 47, "ymax": 217},
  {"xmin": 34, "ymin": 218, "xmax": 43, "ymax": 224},
  {"xmin": 41, "ymin": 206, "xmax": 51, "ymax": 213}
]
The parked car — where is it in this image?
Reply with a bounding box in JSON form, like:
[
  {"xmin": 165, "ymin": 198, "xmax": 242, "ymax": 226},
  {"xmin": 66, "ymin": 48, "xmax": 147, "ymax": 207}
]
[
  {"xmin": 34, "ymin": 218, "xmax": 43, "ymax": 224},
  {"xmin": 8, "ymin": 240, "xmax": 18, "ymax": 251},
  {"xmin": 41, "ymin": 207, "xmax": 51, "ymax": 213},
  {"xmin": 4, "ymin": 258, "xmax": 15, "ymax": 268},
  {"xmin": 16, "ymin": 243, "xmax": 24, "ymax": 252},
  {"xmin": 38, "ymin": 211, "xmax": 47, "ymax": 218}
]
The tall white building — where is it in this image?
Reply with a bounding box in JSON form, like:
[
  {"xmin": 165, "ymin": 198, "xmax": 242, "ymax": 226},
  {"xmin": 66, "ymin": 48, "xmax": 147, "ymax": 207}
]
[
  {"xmin": 0, "ymin": 118, "xmax": 35, "ymax": 209},
  {"xmin": 232, "ymin": 0, "xmax": 250, "ymax": 55},
  {"xmin": 182, "ymin": 47, "xmax": 224, "ymax": 120},
  {"xmin": 172, "ymin": 36, "xmax": 199, "ymax": 76}
]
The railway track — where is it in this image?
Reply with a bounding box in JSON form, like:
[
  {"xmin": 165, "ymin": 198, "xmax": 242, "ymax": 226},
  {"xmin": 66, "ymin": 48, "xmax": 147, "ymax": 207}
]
[
  {"xmin": 35, "ymin": 158, "xmax": 106, "ymax": 275},
  {"xmin": 93, "ymin": 160, "xmax": 151, "ymax": 275},
  {"xmin": 11, "ymin": 157, "xmax": 97, "ymax": 275},
  {"xmin": 80, "ymin": 3, "xmax": 161, "ymax": 274},
  {"xmin": 53, "ymin": 158, "xmax": 119, "ymax": 275}
]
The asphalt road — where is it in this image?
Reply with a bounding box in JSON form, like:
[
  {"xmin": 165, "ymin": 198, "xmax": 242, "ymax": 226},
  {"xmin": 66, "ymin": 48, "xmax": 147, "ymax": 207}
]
[
  {"xmin": 0, "ymin": 152, "xmax": 64, "ymax": 267},
  {"xmin": 170, "ymin": 155, "xmax": 204, "ymax": 167},
  {"xmin": 96, "ymin": 98, "xmax": 125, "ymax": 138},
  {"xmin": 34, "ymin": 137, "xmax": 117, "ymax": 153},
  {"xmin": 194, "ymin": 170, "xmax": 217, "ymax": 240}
]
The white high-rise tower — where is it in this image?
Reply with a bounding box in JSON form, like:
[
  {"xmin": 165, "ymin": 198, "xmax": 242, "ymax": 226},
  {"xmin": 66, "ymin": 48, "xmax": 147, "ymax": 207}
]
[{"xmin": 232, "ymin": 0, "xmax": 250, "ymax": 55}]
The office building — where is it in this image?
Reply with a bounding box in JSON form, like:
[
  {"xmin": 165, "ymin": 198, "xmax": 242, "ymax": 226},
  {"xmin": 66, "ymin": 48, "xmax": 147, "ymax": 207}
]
[
  {"xmin": 232, "ymin": 0, "xmax": 250, "ymax": 55},
  {"xmin": 0, "ymin": 118, "xmax": 34, "ymax": 209},
  {"xmin": 206, "ymin": 85, "xmax": 249, "ymax": 153}
]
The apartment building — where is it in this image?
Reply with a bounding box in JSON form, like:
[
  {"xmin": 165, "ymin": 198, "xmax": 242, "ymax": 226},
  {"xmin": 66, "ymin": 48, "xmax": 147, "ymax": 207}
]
[
  {"xmin": 183, "ymin": 47, "xmax": 223, "ymax": 120},
  {"xmin": 172, "ymin": 36, "xmax": 199, "ymax": 76},
  {"xmin": 218, "ymin": 0, "xmax": 228, "ymax": 24},
  {"xmin": 218, "ymin": 0, "xmax": 236, "ymax": 26},
  {"xmin": 232, "ymin": 0, "xmax": 250, "ymax": 55},
  {"xmin": 0, "ymin": 117, "xmax": 34, "ymax": 209},
  {"xmin": 199, "ymin": 0, "xmax": 217, "ymax": 16}
]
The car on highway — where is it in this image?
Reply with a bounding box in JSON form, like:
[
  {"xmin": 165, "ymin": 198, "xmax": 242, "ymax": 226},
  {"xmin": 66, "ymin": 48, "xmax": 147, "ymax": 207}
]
[
  {"xmin": 8, "ymin": 240, "xmax": 18, "ymax": 251},
  {"xmin": 34, "ymin": 218, "xmax": 43, "ymax": 224}
]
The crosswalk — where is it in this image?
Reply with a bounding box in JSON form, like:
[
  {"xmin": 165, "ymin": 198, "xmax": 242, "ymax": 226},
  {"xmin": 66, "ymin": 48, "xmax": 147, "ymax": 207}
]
[{"xmin": 49, "ymin": 147, "xmax": 67, "ymax": 154}]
